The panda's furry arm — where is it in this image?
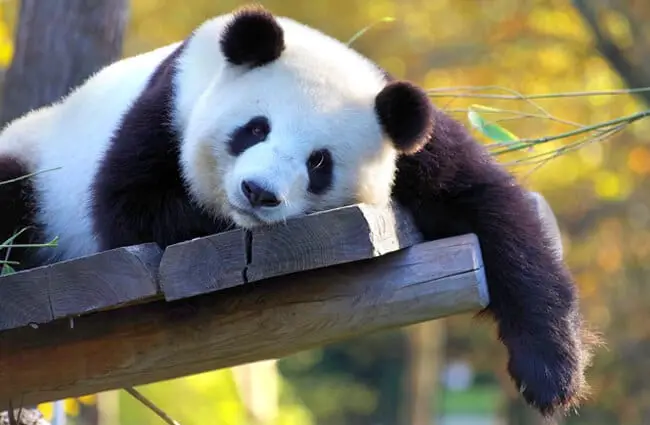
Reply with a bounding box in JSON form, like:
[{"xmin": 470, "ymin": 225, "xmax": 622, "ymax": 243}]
[
  {"xmin": 392, "ymin": 106, "xmax": 597, "ymax": 417},
  {"xmin": 90, "ymin": 43, "xmax": 232, "ymax": 251}
]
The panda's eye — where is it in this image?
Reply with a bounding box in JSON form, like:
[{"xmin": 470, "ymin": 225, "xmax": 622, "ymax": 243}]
[
  {"xmin": 228, "ymin": 116, "xmax": 271, "ymax": 156},
  {"xmin": 249, "ymin": 123, "xmax": 268, "ymax": 139},
  {"xmin": 245, "ymin": 116, "xmax": 270, "ymax": 140},
  {"xmin": 306, "ymin": 149, "xmax": 333, "ymax": 195},
  {"xmin": 307, "ymin": 151, "xmax": 325, "ymax": 170}
]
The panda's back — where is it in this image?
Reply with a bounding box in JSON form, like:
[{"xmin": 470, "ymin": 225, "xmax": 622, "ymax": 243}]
[{"xmin": 2, "ymin": 42, "xmax": 181, "ymax": 263}]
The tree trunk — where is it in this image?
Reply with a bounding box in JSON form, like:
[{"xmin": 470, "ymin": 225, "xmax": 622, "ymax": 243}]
[
  {"xmin": 572, "ymin": 0, "xmax": 650, "ymax": 106},
  {"xmin": 0, "ymin": 0, "xmax": 129, "ymax": 126}
]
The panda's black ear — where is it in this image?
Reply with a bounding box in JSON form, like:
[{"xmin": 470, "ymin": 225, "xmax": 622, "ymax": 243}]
[
  {"xmin": 375, "ymin": 81, "xmax": 434, "ymax": 154},
  {"xmin": 220, "ymin": 5, "xmax": 285, "ymax": 68}
]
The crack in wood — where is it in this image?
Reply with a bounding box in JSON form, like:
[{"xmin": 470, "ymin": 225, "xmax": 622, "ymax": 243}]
[{"xmin": 242, "ymin": 230, "xmax": 253, "ymax": 284}]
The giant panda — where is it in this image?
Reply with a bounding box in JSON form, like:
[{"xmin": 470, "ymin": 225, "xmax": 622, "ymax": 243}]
[{"xmin": 0, "ymin": 4, "xmax": 596, "ymax": 418}]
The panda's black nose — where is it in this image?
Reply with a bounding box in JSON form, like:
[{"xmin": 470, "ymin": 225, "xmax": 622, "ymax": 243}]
[{"xmin": 241, "ymin": 180, "xmax": 281, "ymax": 208}]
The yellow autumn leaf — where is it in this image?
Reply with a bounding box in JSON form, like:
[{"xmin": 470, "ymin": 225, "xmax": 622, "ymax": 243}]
[{"xmin": 36, "ymin": 403, "xmax": 53, "ymax": 421}]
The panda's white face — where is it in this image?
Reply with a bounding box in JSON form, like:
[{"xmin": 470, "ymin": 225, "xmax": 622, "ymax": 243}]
[{"xmin": 180, "ymin": 13, "xmax": 401, "ymax": 228}]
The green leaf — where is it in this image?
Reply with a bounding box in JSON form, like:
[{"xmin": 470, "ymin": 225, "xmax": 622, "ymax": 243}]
[
  {"xmin": 1, "ymin": 263, "xmax": 15, "ymax": 276},
  {"xmin": 467, "ymin": 108, "xmax": 518, "ymax": 143}
]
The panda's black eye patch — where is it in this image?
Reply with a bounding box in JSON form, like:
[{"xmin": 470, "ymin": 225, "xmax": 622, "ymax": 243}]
[
  {"xmin": 307, "ymin": 149, "xmax": 333, "ymax": 195},
  {"xmin": 228, "ymin": 116, "xmax": 270, "ymax": 156}
]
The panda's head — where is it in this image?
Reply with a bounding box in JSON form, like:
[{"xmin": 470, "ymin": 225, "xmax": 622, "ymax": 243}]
[{"xmin": 181, "ymin": 5, "xmax": 433, "ymax": 228}]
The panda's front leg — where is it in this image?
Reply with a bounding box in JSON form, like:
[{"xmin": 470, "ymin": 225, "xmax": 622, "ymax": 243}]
[
  {"xmin": 391, "ymin": 115, "xmax": 597, "ymax": 417},
  {"xmin": 90, "ymin": 140, "xmax": 230, "ymax": 252}
]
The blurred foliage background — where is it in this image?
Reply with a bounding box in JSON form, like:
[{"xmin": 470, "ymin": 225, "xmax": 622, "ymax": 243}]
[{"xmin": 2, "ymin": 0, "xmax": 650, "ymax": 424}]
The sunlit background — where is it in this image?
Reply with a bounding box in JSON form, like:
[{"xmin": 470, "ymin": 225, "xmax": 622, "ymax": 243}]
[{"xmin": 2, "ymin": 0, "xmax": 650, "ymax": 424}]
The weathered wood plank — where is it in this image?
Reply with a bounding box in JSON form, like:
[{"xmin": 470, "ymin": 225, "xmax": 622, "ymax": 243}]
[
  {"xmin": 157, "ymin": 229, "xmax": 248, "ymax": 301},
  {"xmin": 0, "ymin": 243, "xmax": 162, "ymax": 331},
  {"xmin": 246, "ymin": 202, "xmax": 423, "ymax": 282},
  {"xmin": 0, "ymin": 234, "xmax": 486, "ymax": 409},
  {"xmin": 159, "ymin": 203, "xmax": 424, "ymax": 301}
]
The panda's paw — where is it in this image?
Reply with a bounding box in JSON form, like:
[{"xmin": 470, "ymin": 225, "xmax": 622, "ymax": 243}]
[{"xmin": 506, "ymin": 335, "xmax": 585, "ymax": 417}]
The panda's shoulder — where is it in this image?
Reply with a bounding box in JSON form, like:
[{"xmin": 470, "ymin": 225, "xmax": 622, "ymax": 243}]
[
  {"xmin": 90, "ymin": 41, "xmax": 191, "ymax": 229},
  {"xmin": 59, "ymin": 42, "xmax": 184, "ymax": 121}
]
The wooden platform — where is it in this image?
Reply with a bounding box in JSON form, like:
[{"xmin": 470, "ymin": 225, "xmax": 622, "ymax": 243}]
[{"xmin": 0, "ymin": 203, "xmax": 490, "ymax": 409}]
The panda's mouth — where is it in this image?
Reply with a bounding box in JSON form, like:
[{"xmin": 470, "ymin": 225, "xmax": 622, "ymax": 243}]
[{"xmin": 227, "ymin": 203, "xmax": 267, "ymax": 228}]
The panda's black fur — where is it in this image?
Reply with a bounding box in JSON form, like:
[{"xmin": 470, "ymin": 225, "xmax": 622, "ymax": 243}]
[
  {"xmin": 90, "ymin": 40, "xmax": 236, "ymax": 251},
  {"xmin": 0, "ymin": 156, "xmax": 38, "ymax": 268},
  {"xmin": 0, "ymin": 5, "xmax": 597, "ymax": 418}
]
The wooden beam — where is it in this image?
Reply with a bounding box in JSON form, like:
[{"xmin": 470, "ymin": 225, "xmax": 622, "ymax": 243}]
[
  {"xmin": 0, "ymin": 234, "xmax": 487, "ymax": 409},
  {"xmin": 0, "ymin": 243, "xmax": 162, "ymax": 331},
  {"xmin": 0, "ymin": 203, "xmax": 421, "ymax": 331},
  {"xmin": 159, "ymin": 203, "xmax": 424, "ymax": 301}
]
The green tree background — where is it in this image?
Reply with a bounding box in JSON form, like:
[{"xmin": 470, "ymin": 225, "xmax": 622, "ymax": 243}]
[{"xmin": 1, "ymin": 0, "xmax": 650, "ymax": 424}]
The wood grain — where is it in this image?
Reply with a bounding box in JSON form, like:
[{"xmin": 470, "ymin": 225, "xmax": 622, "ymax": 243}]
[
  {"xmin": 0, "ymin": 234, "xmax": 486, "ymax": 408},
  {"xmin": 246, "ymin": 203, "xmax": 424, "ymax": 283},
  {"xmin": 158, "ymin": 228, "xmax": 248, "ymax": 301},
  {"xmin": 159, "ymin": 203, "xmax": 424, "ymax": 301},
  {"xmin": 0, "ymin": 243, "xmax": 162, "ymax": 331}
]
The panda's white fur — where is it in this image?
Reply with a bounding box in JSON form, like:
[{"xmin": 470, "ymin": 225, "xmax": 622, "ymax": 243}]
[
  {"xmin": 0, "ymin": 43, "xmax": 180, "ymax": 261},
  {"xmin": 0, "ymin": 12, "xmax": 396, "ymax": 262}
]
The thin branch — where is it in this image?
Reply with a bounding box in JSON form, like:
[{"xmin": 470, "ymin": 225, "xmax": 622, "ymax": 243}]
[
  {"xmin": 444, "ymin": 107, "xmax": 587, "ymax": 128},
  {"xmin": 427, "ymin": 86, "xmax": 650, "ymax": 100},
  {"xmin": 0, "ymin": 167, "xmax": 61, "ymax": 187},
  {"xmin": 426, "ymin": 85, "xmax": 650, "ymax": 161},
  {"xmin": 503, "ymin": 123, "xmax": 626, "ymax": 167},
  {"xmin": 436, "ymin": 84, "xmax": 558, "ymax": 123},
  {"xmin": 516, "ymin": 123, "xmax": 628, "ymax": 181},
  {"xmin": 346, "ymin": 16, "xmax": 395, "ymax": 46},
  {"xmin": 2, "ymin": 226, "xmax": 32, "ymax": 247},
  {"xmin": 490, "ymin": 109, "xmax": 650, "ymax": 155},
  {"xmin": 0, "ymin": 241, "xmax": 59, "ymax": 249},
  {"xmin": 124, "ymin": 387, "xmax": 182, "ymax": 425}
]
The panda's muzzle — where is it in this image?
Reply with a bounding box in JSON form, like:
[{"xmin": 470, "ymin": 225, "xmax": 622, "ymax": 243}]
[{"xmin": 241, "ymin": 179, "xmax": 281, "ymax": 208}]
